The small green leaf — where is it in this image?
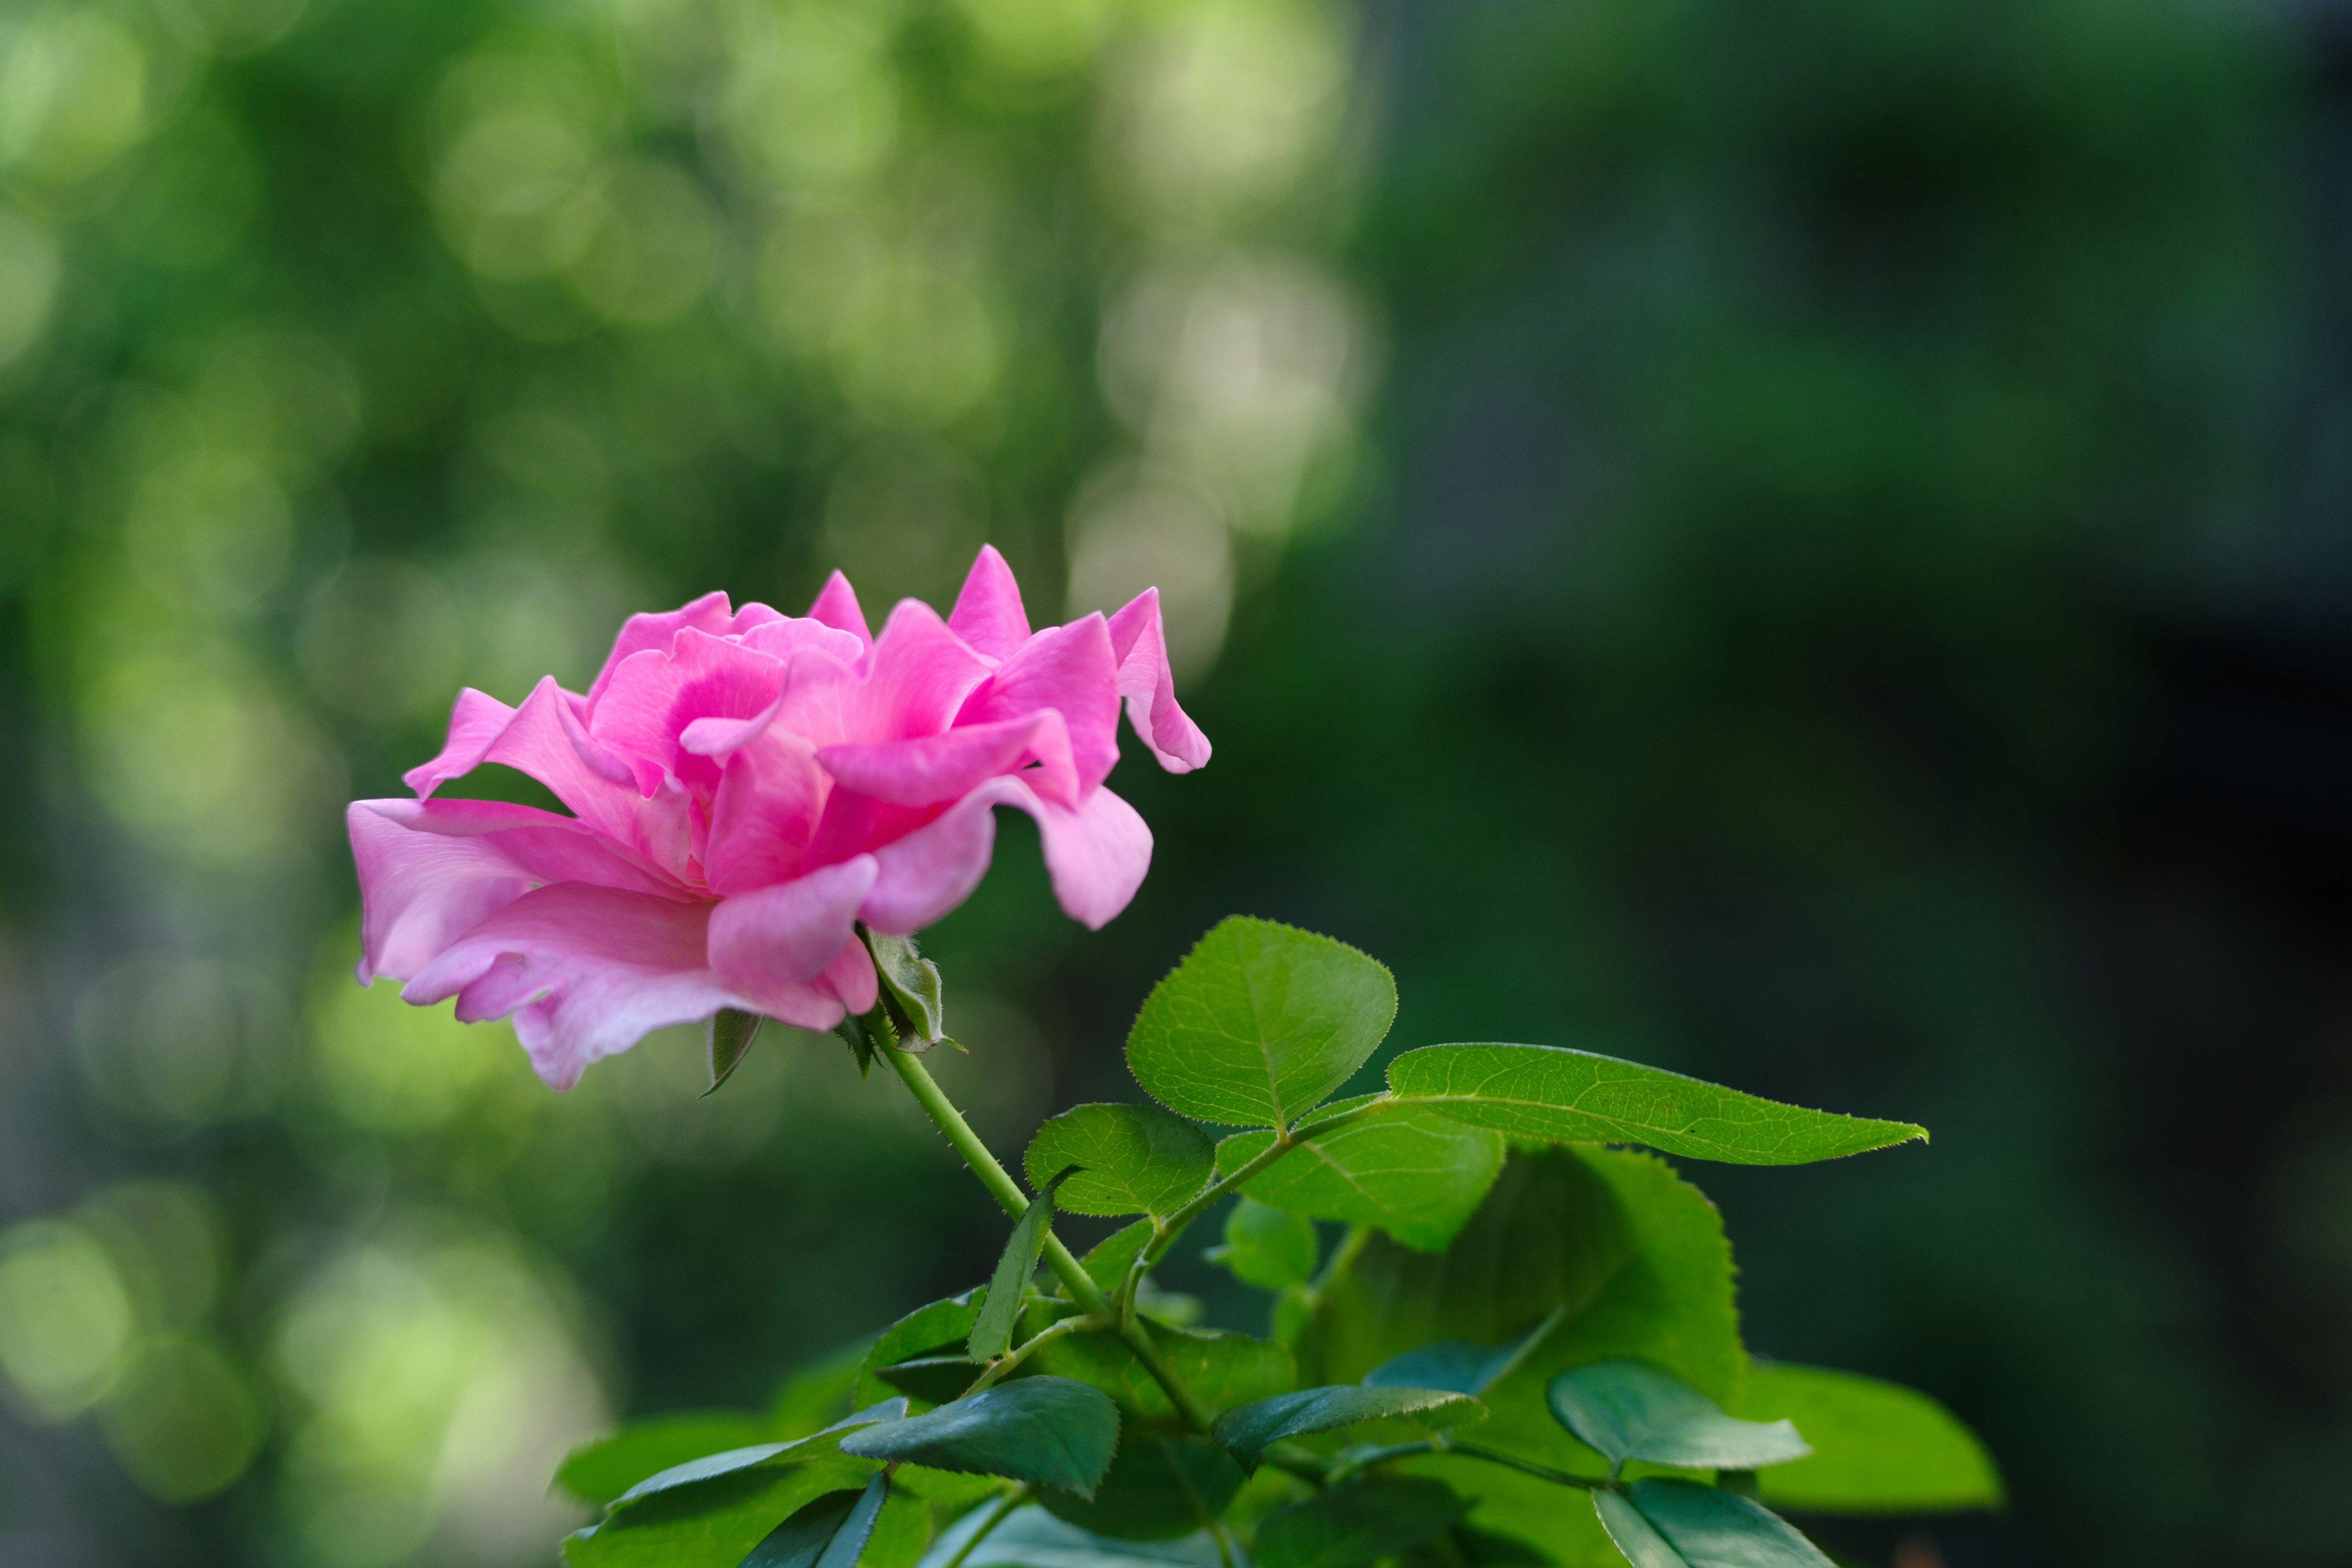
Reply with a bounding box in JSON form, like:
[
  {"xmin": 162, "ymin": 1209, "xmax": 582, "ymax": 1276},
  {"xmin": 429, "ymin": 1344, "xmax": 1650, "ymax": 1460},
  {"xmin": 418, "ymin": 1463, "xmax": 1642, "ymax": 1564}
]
[
  {"xmin": 1205, "ymin": 1197, "xmax": 1318, "ymax": 1290},
  {"xmin": 1065, "ymin": 1219, "xmax": 1156, "ymax": 1299},
  {"xmin": 876, "ymin": 1357, "xmax": 983, "ymax": 1404},
  {"xmin": 557, "ymin": 1411, "xmax": 774, "ymax": 1506},
  {"xmin": 839, "ymin": 1376, "xmax": 1121, "ymax": 1498},
  {"xmin": 1209, "ymin": 1386, "xmax": 1483, "ymax": 1472},
  {"xmin": 1027, "ymin": 1104, "xmax": 1215, "ymax": 1219},
  {"xmin": 865, "ymin": 930, "xmax": 946, "ymax": 1042},
  {"xmin": 1550, "ymin": 1362, "xmax": 1809, "ymax": 1474},
  {"xmin": 1738, "ymin": 1363, "xmax": 2003, "ymax": 1514},
  {"xmin": 568, "ymin": 1458, "xmax": 874, "ymax": 1568},
  {"xmin": 1387, "ymin": 1045, "xmax": 1925, "ymax": 1166},
  {"xmin": 1126, "ymin": 918, "xmax": 1397, "ymax": 1128},
  {"xmin": 1255, "ymin": 1476, "xmax": 1469, "ymax": 1568},
  {"xmin": 971, "ymin": 1169, "xmax": 1075, "ymax": 1361},
  {"xmin": 609, "ymin": 1402, "xmax": 907, "ymax": 1508},
  {"xmin": 1600, "ymin": 1480, "xmax": 1837, "ymax": 1568},
  {"xmin": 1216, "ymin": 1099, "xmax": 1504, "ymax": 1251},
  {"xmin": 742, "ymin": 1474, "xmax": 888, "ymax": 1568},
  {"xmin": 920, "ymin": 1506, "xmax": 1227, "ymax": 1568},
  {"xmin": 707, "ymin": 1010, "xmax": 764, "ymax": 1096},
  {"xmin": 1038, "ymin": 1434, "xmax": 1245, "ymax": 1540},
  {"xmin": 856, "ymin": 1292, "xmax": 985, "ymax": 1409},
  {"xmin": 1027, "ymin": 1321, "xmax": 1293, "ymax": 1426}
]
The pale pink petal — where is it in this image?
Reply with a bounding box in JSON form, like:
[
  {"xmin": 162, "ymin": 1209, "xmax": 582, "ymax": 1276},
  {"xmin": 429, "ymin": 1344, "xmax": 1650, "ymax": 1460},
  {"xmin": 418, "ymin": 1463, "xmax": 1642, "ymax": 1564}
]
[
  {"xmin": 350, "ymin": 798, "xmax": 691, "ymax": 982},
  {"xmin": 404, "ymin": 677, "xmax": 693, "ymax": 880},
  {"xmin": 806, "ymin": 570, "xmax": 873, "ymax": 649},
  {"xmin": 584, "ymin": 592, "xmax": 737, "ymax": 709},
  {"xmin": 948, "ymin": 545, "xmax": 1031, "ymax": 662},
  {"xmin": 763, "ymin": 601, "xmax": 993, "ymax": 757},
  {"xmin": 1107, "ymin": 588, "xmax": 1212, "ymax": 773},
  {"xmin": 737, "ymin": 617, "xmax": 867, "ymax": 666},
  {"xmin": 816, "ymin": 710, "xmax": 1077, "ymax": 809},
  {"xmin": 954, "ymin": 616, "xmax": 1120, "ymax": 796},
  {"xmin": 708, "ymin": 855, "xmax": 879, "ymax": 990},
  {"xmin": 703, "ymin": 725, "xmax": 830, "ymax": 895},
  {"xmin": 402, "ymin": 883, "xmax": 746, "ymax": 1089},
  {"xmin": 589, "ymin": 630, "xmax": 789, "ymax": 799},
  {"xmin": 820, "ymin": 936, "xmax": 878, "ymax": 1016},
  {"xmin": 859, "ymin": 775, "xmax": 1152, "ymax": 933}
]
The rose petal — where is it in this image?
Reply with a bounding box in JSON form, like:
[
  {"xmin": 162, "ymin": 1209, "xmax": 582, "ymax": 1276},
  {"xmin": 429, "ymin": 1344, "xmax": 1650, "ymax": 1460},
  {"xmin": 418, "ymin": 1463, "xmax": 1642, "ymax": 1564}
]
[
  {"xmin": 589, "ymin": 629, "xmax": 790, "ymax": 799},
  {"xmin": 585, "ymin": 591, "xmax": 737, "ymax": 709},
  {"xmin": 1107, "ymin": 587, "xmax": 1212, "ymax": 773},
  {"xmin": 821, "ymin": 935, "xmax": 878, "ymax": 1017},
  {"xmin": 947, "ymin": 544, "xmax": 1031, "ymax": 662},
  {"xmin": 707, "ymin": 855, "xmax": 879, "ymax": 992},
  {"xmin": 815, "ymin": 710, "xmax": 1077, "ymax": 809},
  {"xmin": 954, "ymin": 616, "xmax": 1120, "ymax": 796},
  {"xmin": 859, "ymin": 774, "xmax": 1151, "ymax": 933},
  {"xmin": 806, "ymin": 570, "xmax": 873, "ymax": 649},
  {"xmin": 703, "ymin": 724, "xmax": 831, "ymax": 896}
]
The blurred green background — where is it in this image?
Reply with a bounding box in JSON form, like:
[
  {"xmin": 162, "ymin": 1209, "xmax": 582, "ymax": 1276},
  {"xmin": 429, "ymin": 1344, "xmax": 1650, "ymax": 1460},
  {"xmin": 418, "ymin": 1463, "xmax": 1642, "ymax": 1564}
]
[{"xmin": 1, "ymin": 0, "xmax": 2346, "ymax": 1564}]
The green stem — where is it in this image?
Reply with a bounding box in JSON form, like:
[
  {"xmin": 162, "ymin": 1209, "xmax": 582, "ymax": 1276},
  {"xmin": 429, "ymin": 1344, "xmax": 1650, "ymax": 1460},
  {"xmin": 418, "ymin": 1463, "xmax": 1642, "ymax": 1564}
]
[
  {"xmin": 942, "ymin": 1485, "xmax": 1030, "ymax": 1568},
  {"xmin": 967, "ymin": 1314, "xmax": 1103, "ymax": 1395},
  {"xmin": 1442, "ymin": 1440, "xmax": 1601, "ymax": 1490},
  {"xmin": 884, "ymin": 1046, "xmax": 1218, "ymax": 1432},
  {"xmin": 1141, "ymin": 1099, "xmax": 1393, "ymax": 1270}
]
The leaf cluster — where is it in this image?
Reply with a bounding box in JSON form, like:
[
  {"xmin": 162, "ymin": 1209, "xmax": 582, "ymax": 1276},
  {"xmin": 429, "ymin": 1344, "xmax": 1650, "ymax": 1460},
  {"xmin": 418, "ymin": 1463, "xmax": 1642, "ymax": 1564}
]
[{"xmin": 565, "ymin": 919, "xmax": 1996, "ymax": 1568}]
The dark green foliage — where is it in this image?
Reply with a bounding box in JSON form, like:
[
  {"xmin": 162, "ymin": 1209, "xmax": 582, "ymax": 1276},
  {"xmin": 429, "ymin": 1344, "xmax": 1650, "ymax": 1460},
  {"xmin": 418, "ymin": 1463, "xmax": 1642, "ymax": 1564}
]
[
  {"xmin": 1255, "ymin": 1477, "xmax": 1471, "ymax": 1568},
  {"xmin": 838, "ymin": 1378, "xmax": 1121, "ymax": 1498},
  {"xmin": 741, "ymin": 1477, "xmax": 884, "ymax": 1568},
  {"xmin": 971, "ymin": 1169, "xmax": 1072, "ymax": 1360},
  {"xmin": 1210, "ymin": 1386, "xmax": 1485, "ymax": 1472},
  {"xmin": 1216, "ymin": 1101, "xmax": 1504, "ymax": 1251},
  {"xmin": 1206, "ymin": 1198, "xmax": 1319, "ymax": 1291},
  {"xmin": 1027, "ymin": 1321, "xmax": 1295, "ymax": 1428},
  {"xmin": 1595, "ymin": 1482, "xmax": 1834, "ymax": 1568},
  {"xmin": 1038, "ymin": 1435, "xmax": 1248, "ymax": 1540},
  {"xmin": 1548, "ymin": 1362, "xmax": 1808, "ymax": 1475}
]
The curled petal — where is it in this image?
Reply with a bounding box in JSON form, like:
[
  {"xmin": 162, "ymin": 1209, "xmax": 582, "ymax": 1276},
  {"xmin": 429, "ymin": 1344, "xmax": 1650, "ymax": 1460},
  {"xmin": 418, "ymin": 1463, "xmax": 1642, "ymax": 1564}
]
[
  {"xmin": 703, "ymin": 725, "xmax": 830, "ymax": 895},
  {"xmin": 590, "ymin": 630, "xmax": 788, "ymax": 799},
  {"xmin": 1107, "ymin": 588, "xmax": 1212, "ymax": 773},
  {"xmin": 947, "ymin": 544, "xmax": 1031, "ymax": 662},
  {"xmin": 806, "ymin": 570, "xmax": 873, "ymax": 649},
  {"xmin": 954, "ymin": 616, "xmax": 1120, "ymax": 796},
  {"xmin": 584, "ymin": 592, "xmax": 780, "ymax": 710},
  {"xmin": 861, "ymin": 775, "xmax": 1152, "ymax": 934},
  {"xmin": 402, "ymin": 884, "xmax": 755, "ymax": 1089},
  {"xmin": 816, "ymin": 710, "xmax": 1077, "ymax": 809},
  {"xmin": 764, "ymin": 601, "xmax": 992, "ymax": 753},
  {"xmin": 707, "ymin": 855, "xmax": 879, "ymax": 991}
]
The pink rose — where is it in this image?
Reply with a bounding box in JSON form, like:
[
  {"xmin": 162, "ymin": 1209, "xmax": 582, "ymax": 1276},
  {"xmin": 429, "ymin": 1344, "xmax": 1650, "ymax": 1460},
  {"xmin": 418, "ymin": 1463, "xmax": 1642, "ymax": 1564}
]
[{"xmin": 347, "ymin": 547, "xmax": 1208, "ymax": 1088}]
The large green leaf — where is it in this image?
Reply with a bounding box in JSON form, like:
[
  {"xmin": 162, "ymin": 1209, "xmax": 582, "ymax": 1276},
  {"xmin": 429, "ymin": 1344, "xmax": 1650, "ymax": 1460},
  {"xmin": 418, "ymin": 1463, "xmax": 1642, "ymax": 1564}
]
[
  {"xmin": 1387, "ymin": 1046, "xmax": 1924, "ymax": 1166},
  {"xmin": 919, "ymin": 1506, "xmax": 1226, "ymax": 1568},
  {"xmin": 1256, "ymin": 1476, "xmax": 1470, "ymax": 1568},
  {"xmin": 1126, "ymin": 918, "xmax": 1396, "ymax": 1128},
  {"xmin": 707, "ymin": 1009, "xmax": 763, "ymax": 1096},
  {"xmin": 972, "ymin": 1169, "xmax": 1073, "ymax": 1361},
  {"xmin": 557, "ymin": 1411, "xmax": 774, "ymax": 1506},
  {"xmin": 1038, "ymin": 1434, "xmax": 1246, "ymax": 1540},
  {"xmin": 1027, "ymin": 1105, "xmax": 1215, "ymax": 1219},
  {"xmin": 1595, "ymin": 1482, "xmax": 1835, "ymax": 1568},
  {"xmin": 839, "ymin": 1376, "xmax": 1121, "ymax": 1498},
  {"xmin": 1549, "ymin": 1362, "xmax": 1808, "ymax": 1474},
  {"xmin": 1209, "ymin": 1385, "xmax": 1483, "ymax": 1472},
  {"xmin": 1737, "ymin": 1363, "xmax": 2002, "ymax": 1514},
  {"xmin": 1205, "ymin": 1197, "xmax": 1319, "ymax": 1290},
  {"xmin": 567, "ymin": 1457, "xmax": 875, "ymax": 1568},
  {"xmin": 1027, "ymin": 1321, "xmax": 1294, "ymax": 1428},
  {"xmin": 857, "ymin": 1292, "xmax": 986, "ymax": 1409},
  {"xmin": 1216, "ymin": 1099, "xmax": 1504, "ymax": 1251},
  {"xmin": 1311, "ymin": 1148, "xmax": 1744, "ymax": 1567}
]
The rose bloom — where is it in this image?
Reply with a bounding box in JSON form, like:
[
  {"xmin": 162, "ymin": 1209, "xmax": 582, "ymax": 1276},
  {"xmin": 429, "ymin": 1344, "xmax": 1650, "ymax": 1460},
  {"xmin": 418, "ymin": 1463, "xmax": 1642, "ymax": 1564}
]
[{"xmin": 348, "ymin": 548, "xmax": 1207, "ymax": 1088}]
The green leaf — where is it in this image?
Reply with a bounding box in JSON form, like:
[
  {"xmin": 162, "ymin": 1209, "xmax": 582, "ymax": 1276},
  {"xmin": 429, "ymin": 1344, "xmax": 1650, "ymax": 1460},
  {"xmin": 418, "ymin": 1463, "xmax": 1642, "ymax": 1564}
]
[
  {"xmin": 1309, "ymin": 1148, "xmax": 1744, "ymax": 1566},
  {"xmin": 920, "ymin": 1506, "xmax": 1226, "ymax": 1568},
  {"xmin": 609, "ymin": 1402, "xmax": 907, "ymax": 1508},
  {"xmin": 1256, "ymin": 1476, "xmax": 1470, "ymax": 1568},
  {"xmin": 1363, "ymin": 1313, "xmax": 1558, "ymax": 1399},
  {"xmin": 707, "ymin": 1009, "xmax": 764, "ymax": 1096},
  {"xmin": 558, "ymin": 1411, "xmax": 774, "ymax": 1506},
  {"xmin": 1038, "ymin": 1434, "xmax": 1245, "ymax": 1540},
  {"xmin": 1205, "ymin": 1197, "xmax": 1318, "ymax": 1289},
  {"xmin": 972, "ymin": 1170, "xmax": 1074, "ymax": 1361},
  {"xmin": 1387, "ymin": 1046, "xmax": 1925, "ymax": 1166},
  {"xmin": 1548, "ymin": 1362, "xmax": 1809, "ymax": 1474},
  {"xmin": 743, "ymin": 1474, "xmax": 886, "ymax": 1568},
  {"xmin": 1027, "ymin": 1320, "xmax": 1294, "ymax": 1427},
  {"xmin": 1066, "ymin": 1219, "xmax": 1156, "ymax": 1299},
  {"xmin": 568, "ymin": 1458, "xmax": 874, "ymax": 1568},
  {"xmin": 856, "ymin": 1291, "xmax": 985, "ymax": 1409},
  {"xmin": 865, "ymin": 930, "xmax": 946, "ymax": 1043},
  {"xmin": 1209, "ymin": 1386, "xmax": 1483, "ymax": 1472},
  {"xmin": 1027, "ymin": 1104, "xmax": 1215, "ymax": 1219},
  {"xmin": 839, "ymin": 1376, "xmax": 1121, "ymax": 1498},
  {"xmin": 1597, "ymin": 1481, "xmax": 1836, "ymax": 1568},
  {"xmin": 1216, "ymin": 1099, "xmax": 1504, "ymax": 1251},
  {"xmin": 1126, "ymin": 918, "xmax": 1396, "ymax": 1128},
  {"xmin": 1737, "ymin": 1363, "xmax": 2003, "ymax": 1514},
  {"xmin": 876, "ymin": 1357, "xmax": 983, "ymax": 1404}
]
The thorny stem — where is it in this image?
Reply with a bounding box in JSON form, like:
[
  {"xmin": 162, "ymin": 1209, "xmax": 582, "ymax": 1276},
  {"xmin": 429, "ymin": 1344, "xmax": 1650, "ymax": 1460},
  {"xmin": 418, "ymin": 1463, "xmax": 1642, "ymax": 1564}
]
[
  {"xmin": 884, "ymin": 1044, "xmax": 1218, "ymax": 1432},
  {"xmin": 941, "ymin": 1485, "xmax": 1030, "ymax": 1568}
]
